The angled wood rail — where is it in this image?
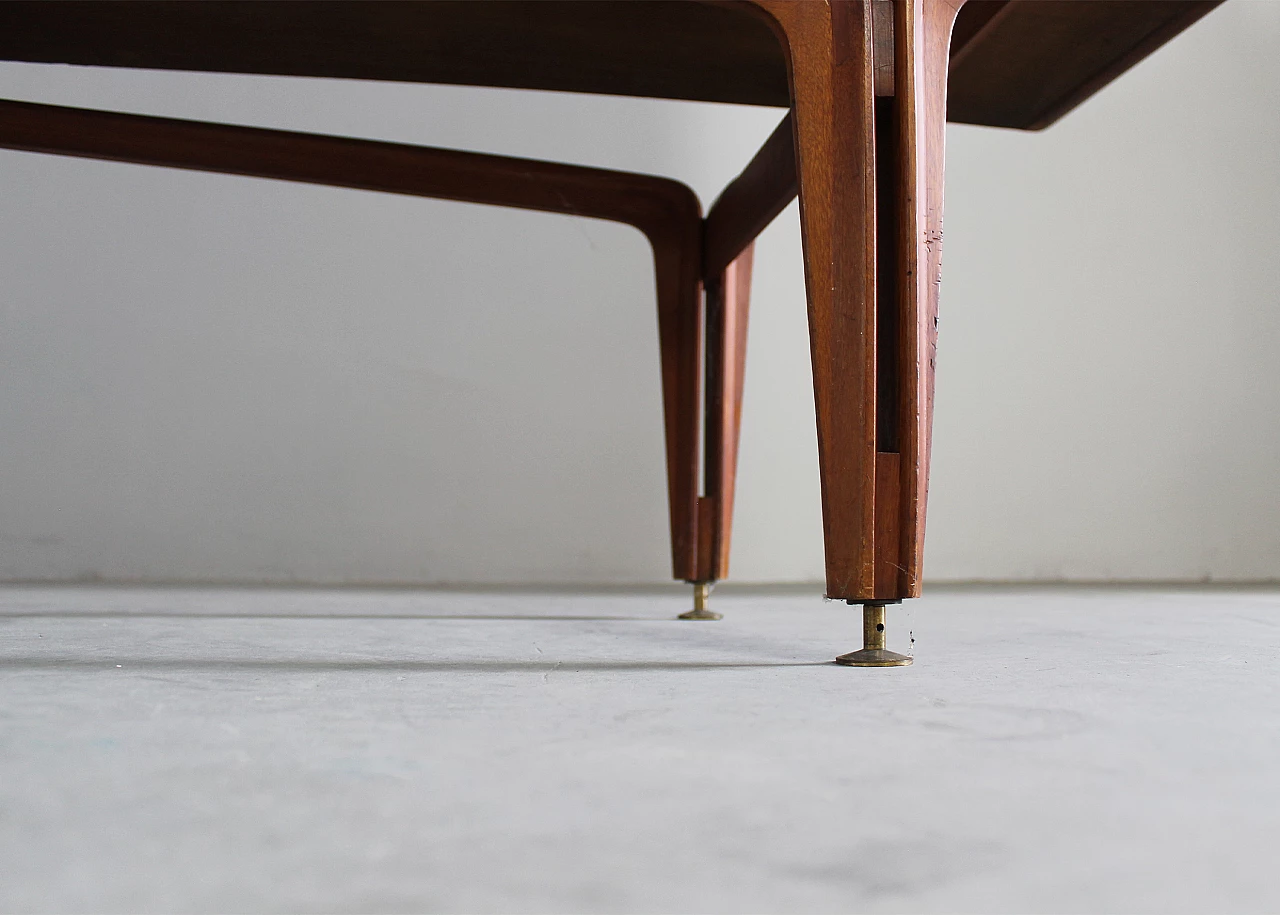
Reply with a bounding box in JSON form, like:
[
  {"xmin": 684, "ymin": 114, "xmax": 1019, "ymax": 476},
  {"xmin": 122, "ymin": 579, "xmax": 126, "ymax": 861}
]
[
  {"xmin": 0, "ymin": 95, "xmax": 769, "ymax": 597},
  {"xmin": 0, "ymin": 97, "xmax": 715, "ymax": 585}
]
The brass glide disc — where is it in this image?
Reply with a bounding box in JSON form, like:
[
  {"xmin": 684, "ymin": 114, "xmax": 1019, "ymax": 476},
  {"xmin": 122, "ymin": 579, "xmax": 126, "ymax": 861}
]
[
  {"xmin": 679, "ymin": 582, "xmax": 721, "ymax": 620},
  {"xmin": 835, "ymin": 603, "xmax": 913, "ymax": 667},
  {"xmin": 835, "ymin": 648, "xmax": 912, "ymax": 667}
]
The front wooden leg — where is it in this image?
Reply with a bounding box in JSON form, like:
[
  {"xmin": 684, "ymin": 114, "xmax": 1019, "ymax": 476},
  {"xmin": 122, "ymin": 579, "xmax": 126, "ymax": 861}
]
[{"xmin": 750, "ymin": 0, "xmax": 962, "ymax": 603}]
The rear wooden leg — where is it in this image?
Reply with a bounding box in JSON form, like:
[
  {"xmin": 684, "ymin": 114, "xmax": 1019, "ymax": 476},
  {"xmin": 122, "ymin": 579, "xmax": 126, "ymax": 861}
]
[
  {"xmin": 650, "ymin": 211, "xmax": 705, "ymax": 592},
  {"xmin": 679, "ymin": 244, "xmax": 755, "ymax": 620},
  {"xmin": 750, "ymin": 0, "xmax": 962, "ymax": 628}
]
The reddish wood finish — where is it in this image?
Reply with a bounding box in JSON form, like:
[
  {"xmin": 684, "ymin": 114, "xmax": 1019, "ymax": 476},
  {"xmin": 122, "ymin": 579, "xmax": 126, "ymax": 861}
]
[
  {"xmin": 0, "ymin": 1, "xmax": 1218, "ymax": 126},
  {"xmin": 743, "ymin": 0, "xmax": 964, "ymax": 601},
  {"xmin": 0, "ymin": 1, "xmax": 791, "ymax": 107},
  {"xmin": 0, "ymin": 98, "xmax": 698, "ymax": 238},
  {"xmin": 874, "ymin": 451, "xmax": 902, "ymax": 595},
  {"xmin": 893, "ymin": 0, "xmax": 966, "ymax": 596},
  {"xmin": 0, "ymin": 1, "xmax": 1219, "ymax": 597},
  {"xmin": 948, "ymin": 0, "xmax": 1222, "ymax": 130},
  {"xmin": 696, "ymin": 244, "xmax": 754, "ymax": 582}
]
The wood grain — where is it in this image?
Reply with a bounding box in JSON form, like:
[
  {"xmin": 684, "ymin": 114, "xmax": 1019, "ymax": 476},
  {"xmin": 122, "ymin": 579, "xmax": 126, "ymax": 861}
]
[
  {"xmin": 697, "ymin": 244, "xmax": 755, "ymax": 582},
  {"xmin": 891, "ymin": 0, "xmax": 967, "ymax": 596},
  {"xmin": 749, "ymin": 0, "xmax": 880, "ymax": 598},
  {"xmin": 0, "ymin": 1, "xmax": 791, "ymax": 107},
  {"xmin": 0, "ymin": 0, "xmax": 1220, "ymax": 594}
]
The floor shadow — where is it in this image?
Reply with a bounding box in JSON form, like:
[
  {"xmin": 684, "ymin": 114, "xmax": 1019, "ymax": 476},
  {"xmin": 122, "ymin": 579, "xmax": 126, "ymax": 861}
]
[
  {"xmin": 0, "ymin": 658, "xmax": 830, "ymax": 673},
  {"xmin": 0, "ymin": 613, "xmax": 662, "ymax": 622}
]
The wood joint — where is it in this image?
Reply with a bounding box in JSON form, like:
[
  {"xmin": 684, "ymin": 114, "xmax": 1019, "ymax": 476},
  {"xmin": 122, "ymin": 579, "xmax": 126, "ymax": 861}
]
[
  {"xmin": 872, "ymin": 0, "xmax": 896, "ymax": 96},
  {"xmin": 694, "ymin": 495, "xmax": 717, "ymax": 582}
]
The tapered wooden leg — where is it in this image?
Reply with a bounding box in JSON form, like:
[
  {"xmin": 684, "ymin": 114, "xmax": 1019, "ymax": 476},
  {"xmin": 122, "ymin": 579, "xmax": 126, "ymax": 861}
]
[
  {"xmin": 892, "ymin": 0, "xmax": 963, "ymax": 599},
  {"xmin": 700, "ymin": 244, "xmax": 755, "ymax": 583},
  {"xmin": 651, "ymin": 223, "xmax": 706, "ymax": 587},
  {"xmin": 748, "ymin": 0, "xmax": 963, "ymax": 604},
  {"xmin": 679, "ymin": 243, "xmax": 754, "ymax": 619}
]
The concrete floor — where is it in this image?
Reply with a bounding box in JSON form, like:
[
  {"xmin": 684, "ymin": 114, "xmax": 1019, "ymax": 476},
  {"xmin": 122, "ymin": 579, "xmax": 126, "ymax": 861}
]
[{"xmin": 1, "ymin": 585, "xmax": 1278, "ymax": 913}]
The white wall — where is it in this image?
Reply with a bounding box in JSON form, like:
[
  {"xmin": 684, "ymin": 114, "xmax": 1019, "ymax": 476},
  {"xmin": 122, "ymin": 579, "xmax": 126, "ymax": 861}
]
[{"xmin": 1, "ymin": 1, "xmax": 1276, "ymax": 585}]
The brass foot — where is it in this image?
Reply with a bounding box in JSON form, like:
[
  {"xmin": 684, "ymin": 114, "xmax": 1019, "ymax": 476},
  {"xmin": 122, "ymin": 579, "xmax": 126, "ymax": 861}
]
[
  {"xmin": 835, "ymin": 603, "xmax": 912, "ymax": 667},
  {"xmin": 678, "ymin": 582, "xmax": 722, "ymax": 620}
]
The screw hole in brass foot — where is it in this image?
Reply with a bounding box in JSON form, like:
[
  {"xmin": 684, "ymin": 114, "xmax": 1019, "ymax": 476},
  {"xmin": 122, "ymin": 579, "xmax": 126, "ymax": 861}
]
[
  {"xmin": 834, "ymin": 603, "xmax": 912, "ymax": 667},
  {"xmin": 678, "ymin": 582, "xmax": 722, "ymax": 620}
]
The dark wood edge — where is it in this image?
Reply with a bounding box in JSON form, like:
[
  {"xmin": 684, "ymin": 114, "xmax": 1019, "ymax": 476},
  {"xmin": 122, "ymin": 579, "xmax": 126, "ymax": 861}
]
[
  {"xmin": 1023, "ymin": 0, "xmax": 1223, "ymax": 131},
  {"xmin": 947, "ymin": 0, "xmax": 1012, "ymax": 70},
  {"xmin": 701, "ymin": 112, "xmax": 796, "ymax": 280},
  {"xmin": 0, "ymin": 97, "xmax": 702, "ymax": 243},
  {"xmin": 950, "ymin": 0, "xmax": 1225, "ymax": 132}
]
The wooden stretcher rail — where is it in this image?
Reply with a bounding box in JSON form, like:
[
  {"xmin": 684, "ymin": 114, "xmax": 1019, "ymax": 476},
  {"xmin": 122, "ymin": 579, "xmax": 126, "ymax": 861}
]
[
  {"xmin": 0, "ymin": 93, "xmax": 796, "ymax": 291},
  {"xmin": 0, "ymin": 95, "xmax": 713, "ymax": 583},
  {"xmin": 0, "ymin": 97, "xmax": 700, "ymax": 239},
  {"xmin": 701, "ymin": 114, "xmax": 796, "ymax": 281}
]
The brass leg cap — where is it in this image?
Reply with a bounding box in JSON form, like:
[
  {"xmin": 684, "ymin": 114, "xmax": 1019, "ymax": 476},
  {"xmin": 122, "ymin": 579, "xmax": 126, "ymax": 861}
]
[
  {"xmin": 834, "ymin": 648, "xmax": 913, "ymax": 667},
  {"xmin": 677, "ymin": 607, "xmax": 723, "ymax": 621}
]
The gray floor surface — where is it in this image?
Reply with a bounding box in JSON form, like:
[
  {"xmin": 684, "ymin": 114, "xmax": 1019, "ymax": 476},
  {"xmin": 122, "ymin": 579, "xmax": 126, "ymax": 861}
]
[{"xmin": 1, "ymin": 584, "xmax": 1278, "ymax": 913}]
